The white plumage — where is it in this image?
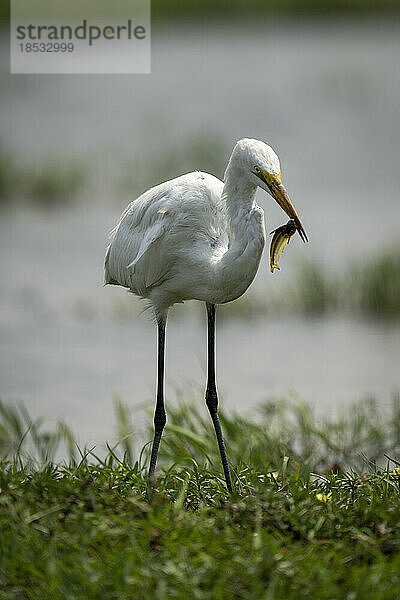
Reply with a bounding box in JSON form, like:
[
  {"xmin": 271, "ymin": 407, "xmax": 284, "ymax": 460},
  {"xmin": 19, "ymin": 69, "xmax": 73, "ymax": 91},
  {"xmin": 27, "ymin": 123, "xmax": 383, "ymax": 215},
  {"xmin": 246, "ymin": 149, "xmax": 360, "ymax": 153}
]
[
  {"xmin": 104, "ymin": 138, "xmax": 307, "ymax": 492},
  {"xmin": 105, "ymin": 138, "xmax": 306, "ymax": 319}
]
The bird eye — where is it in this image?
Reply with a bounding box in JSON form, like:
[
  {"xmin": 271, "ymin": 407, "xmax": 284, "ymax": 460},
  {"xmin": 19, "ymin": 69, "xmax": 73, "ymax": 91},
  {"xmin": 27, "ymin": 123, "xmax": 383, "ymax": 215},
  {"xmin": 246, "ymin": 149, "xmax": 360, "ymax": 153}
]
[{"xmin": 254, "ymin": 165, "xmax": 261, "ymax": 173}]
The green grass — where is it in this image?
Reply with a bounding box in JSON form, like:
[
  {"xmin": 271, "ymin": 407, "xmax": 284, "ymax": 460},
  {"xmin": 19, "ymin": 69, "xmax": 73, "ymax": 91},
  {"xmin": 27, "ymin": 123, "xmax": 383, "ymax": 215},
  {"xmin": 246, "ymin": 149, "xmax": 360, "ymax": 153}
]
[{"xmin": 1, "ymin": 396, "xmax": 400, "ymax": 598}]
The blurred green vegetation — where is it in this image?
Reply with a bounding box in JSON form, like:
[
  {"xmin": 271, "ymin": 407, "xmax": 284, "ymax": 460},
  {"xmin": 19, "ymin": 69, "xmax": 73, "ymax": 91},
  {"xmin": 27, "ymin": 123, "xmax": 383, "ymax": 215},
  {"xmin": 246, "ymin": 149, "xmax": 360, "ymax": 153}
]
[
  {"xmin": 0, "ymin": 145, "xmax": 12, "ymax": 200},
  {"xmin": 282, "ymin": 259, "xmax": 339, "ymax": 317},
  {"xmin": 25, "ymin": 163, "xmax": 85, "ymax": 207},
  {"xmin": 219, "ymin": 251, "xmax": 400, "ymax": 320},
  {"xmin": 119, "ymin": 133, "xmax": 227, "ymax": 195},
  {"xmin": 345, "ymin": 252, "xmax": 400, "ymax": 317},
  {"xmin": 153, "ymin": 0, "xmax": 400, "ymax": 18},
  {"xmin": 0, "ymin": 144, "xmax": 85, "ymax": 208},
  {"xmin": 295, "ymin": 252, "xmax": 400, "ymax": 319},
  {"xmin": 1, "ymin": 396, "xmax": 400, "ymax": 598},
  {"xmin": 0, "ymin": 133, "xmax": 224, "ymax": 208},
  {"xmin": 2, "ymin": 0, "xmax": 400, "ymax": 25}
]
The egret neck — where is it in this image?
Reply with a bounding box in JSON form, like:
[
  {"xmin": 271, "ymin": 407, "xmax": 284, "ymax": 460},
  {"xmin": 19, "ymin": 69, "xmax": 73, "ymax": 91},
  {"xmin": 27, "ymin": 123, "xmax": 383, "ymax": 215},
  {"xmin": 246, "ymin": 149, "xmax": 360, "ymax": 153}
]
[{"xmin": 215, "ymin": 166, "xmax": 265, "ymax": 302}]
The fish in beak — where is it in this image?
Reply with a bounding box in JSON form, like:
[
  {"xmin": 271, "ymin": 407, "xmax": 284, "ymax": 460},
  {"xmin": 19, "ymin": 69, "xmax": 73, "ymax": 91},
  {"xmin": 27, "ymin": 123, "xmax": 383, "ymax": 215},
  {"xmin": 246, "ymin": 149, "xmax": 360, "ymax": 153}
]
[{"xmin": 255, "ymin": 170, "xmax": 308, "ymax": 242}]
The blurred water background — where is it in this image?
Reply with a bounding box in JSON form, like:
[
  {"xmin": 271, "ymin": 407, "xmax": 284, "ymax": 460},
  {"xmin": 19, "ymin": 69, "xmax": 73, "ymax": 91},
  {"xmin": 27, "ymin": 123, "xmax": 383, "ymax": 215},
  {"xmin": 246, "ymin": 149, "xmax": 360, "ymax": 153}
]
[{"xmin": 1, "ymin": 7, "xmax": 400, "ymax": 449}]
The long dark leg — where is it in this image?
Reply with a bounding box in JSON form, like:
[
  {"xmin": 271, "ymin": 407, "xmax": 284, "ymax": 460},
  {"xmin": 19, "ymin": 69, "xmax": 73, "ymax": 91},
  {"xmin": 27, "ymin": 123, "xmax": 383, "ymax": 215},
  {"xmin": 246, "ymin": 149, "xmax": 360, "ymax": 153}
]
[
  {"xmin": 205, "ymin": 303, "xmax": 233, "ymax": 493},
  {"xmin": 148, "ymin": 316, "xmax": 167, "ymax": 489}
]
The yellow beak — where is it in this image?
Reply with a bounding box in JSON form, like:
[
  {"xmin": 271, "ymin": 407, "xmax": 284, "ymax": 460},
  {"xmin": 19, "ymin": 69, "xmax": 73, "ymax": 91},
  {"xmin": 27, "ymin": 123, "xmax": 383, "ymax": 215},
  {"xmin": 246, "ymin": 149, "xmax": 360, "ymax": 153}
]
[{"xmin": 257, "ymin": 171, "xmax": 308, "ymax": 242}]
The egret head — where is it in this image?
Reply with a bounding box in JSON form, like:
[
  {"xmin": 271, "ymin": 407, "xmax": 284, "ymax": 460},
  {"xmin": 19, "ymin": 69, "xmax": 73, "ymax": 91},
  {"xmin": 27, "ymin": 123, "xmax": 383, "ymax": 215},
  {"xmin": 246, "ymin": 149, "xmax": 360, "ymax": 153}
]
[{"xmin": 230, "ymin": 138, "xmax": 308, "ymax": 242}]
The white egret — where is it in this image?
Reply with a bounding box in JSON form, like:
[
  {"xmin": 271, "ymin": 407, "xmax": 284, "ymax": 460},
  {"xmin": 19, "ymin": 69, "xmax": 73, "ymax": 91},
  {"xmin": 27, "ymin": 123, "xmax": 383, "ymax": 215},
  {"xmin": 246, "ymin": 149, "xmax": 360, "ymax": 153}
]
[{"xmin": 104, "ymin": 138, "xmax": 307, "ymax": 493}]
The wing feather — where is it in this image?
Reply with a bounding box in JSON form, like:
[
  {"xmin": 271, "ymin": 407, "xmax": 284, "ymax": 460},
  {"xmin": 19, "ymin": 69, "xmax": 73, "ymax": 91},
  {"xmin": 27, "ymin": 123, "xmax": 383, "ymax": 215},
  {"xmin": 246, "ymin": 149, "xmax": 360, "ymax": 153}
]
[
  {"xmin": 126, "ymin": 218, "xmax": 166, "ymax": 271},
  {"xmin": 104, "ymin": 171, "xmax": 225, "ymax": 296}
]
